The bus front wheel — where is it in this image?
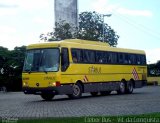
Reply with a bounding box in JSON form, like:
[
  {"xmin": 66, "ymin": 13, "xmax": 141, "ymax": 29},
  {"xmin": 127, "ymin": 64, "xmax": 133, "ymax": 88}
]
[
  {"xmin": 68, "ymin": 83, "xmax": 82, "ymax": 99},
  {"xmin": 41, "ymin": 94, "xmax": 54, "ymax": 101}
]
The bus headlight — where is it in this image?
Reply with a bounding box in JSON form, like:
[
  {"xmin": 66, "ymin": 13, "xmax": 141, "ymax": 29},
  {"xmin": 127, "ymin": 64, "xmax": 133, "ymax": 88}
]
[{"xmin": 23, "ymin": 82, "xmax": 28, "ymax": 86}]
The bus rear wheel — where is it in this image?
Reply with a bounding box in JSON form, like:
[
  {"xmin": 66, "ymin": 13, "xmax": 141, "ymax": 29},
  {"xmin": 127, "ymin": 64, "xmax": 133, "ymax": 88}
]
[
  {"xmin": 41, "ymin": 94, "xmax": 54, "ymax": 101},
  {"xmin": 117, "ymin": 81, "xmax": 126, "ymax": 94},
  {"xmin": 68, "ymin": 83, "xmax": 82, "ymax": 99},
  {"xmin": 126, "ymin": 81, "xmax": 134, "ymax": 94}
]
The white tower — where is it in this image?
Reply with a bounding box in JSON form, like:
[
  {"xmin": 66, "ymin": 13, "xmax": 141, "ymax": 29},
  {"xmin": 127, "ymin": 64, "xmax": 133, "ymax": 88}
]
[{"xmin": 54, "ymin": 0, "xmax": 78, "ymax": 28}]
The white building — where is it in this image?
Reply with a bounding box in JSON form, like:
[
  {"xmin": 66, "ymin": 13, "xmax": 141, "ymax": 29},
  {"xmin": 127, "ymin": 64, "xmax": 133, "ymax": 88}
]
[{"xmin": 54, "ymin": 0, "xmax": 78, "ymax": 28}]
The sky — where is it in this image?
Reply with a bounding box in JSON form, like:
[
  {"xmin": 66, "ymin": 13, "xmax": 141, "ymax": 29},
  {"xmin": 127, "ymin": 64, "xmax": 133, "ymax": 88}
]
[{"xmin": 0, "ymin": 0, "xmax": 160, "ymax": 64}]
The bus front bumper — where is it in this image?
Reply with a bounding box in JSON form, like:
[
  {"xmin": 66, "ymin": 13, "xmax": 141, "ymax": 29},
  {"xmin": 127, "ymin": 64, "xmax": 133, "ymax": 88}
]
[{"xmin": 22, "ymin": 85, "xmax": 73, "ymax": 95}]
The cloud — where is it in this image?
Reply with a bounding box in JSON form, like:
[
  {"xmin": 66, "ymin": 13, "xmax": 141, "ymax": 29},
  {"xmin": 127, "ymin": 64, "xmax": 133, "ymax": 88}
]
[
  {"xmin": 0, "ymin": 35, "xmax": 19, "ymax": 50},
  {"xmin": 0, "ymin": 25, "xmax": 39, "ymax": 50},
  {"xmin": 0, "ymin": 26, "xmax": 17, "ymax": 34},
  {"xmin": 146, "ymin": 49, "xmax": 160, "ymax": 64},
  {"xmin": 0, "ymin": 4, "xmax": 18, "ymax": 8},
  {"xmin": 90, "ymin": 0, "xmax": 153, "ymax": 17},
  {"xmin": 0, "ymin": 8, "xmax": 18, "ymax": 16},
  {"xmin": 0, "ymin": 0, "xmax": 52, "ymax": 50},
  {"xmin": 33, "ymin": 17, "xmax": 50, "ymax": 24},
  {"xmin": 91, "ymin": 0, "xmax": 118, "ymax": 14},
  {"xmin": 91, "ymin": 0, "xmax": 108, "ymax": 12},
  {"xmin": 0, "ymin": 0, "xmax": 51, "ymax": 17},
  {"xmin": 0, "ymin": 0, "xmax": 50, "ymax": 10},
  {"xmin": 117, "ymin": 8, "xmax": 153, "ymax": 17},
  {"xmin": 0, "ymin": 0, "xmax": 19, "ymax": 16},
  {"xmin": 0, "ymin": 26, "xmax": 18, "ymax": 49},
  {"xmin": 16, "ymin": 0, "xmax": 50, "ymax": 10}
]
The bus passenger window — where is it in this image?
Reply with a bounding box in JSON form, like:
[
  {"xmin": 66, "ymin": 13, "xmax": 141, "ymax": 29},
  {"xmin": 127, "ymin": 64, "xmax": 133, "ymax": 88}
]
[
  {"xmin": 73, "ymin": 56, "xmax": 78, "ymax": 62},
  {"xmin": 83, "ymin": 50, "xmax": 89, "ymax": 63},
  {"xmin": 96, "ymin": 51, "xmax": 103, "ymax": 63},
  {"xmin": 136, "ymin": 55, "xmax": 141, "ymax": 65},
  {"xmin": 72, "ymin": 51, "xmax": 77, "ymax": 63},
  {"xmin": 71, "ymin": 49, "xmax": 83, "ymax": 63},
  {"xmin": 83, "ymin": 50, "xmax": 95, "ymax": 63},
  {"xmin": 124, "ymin": 54, "xmax": 129, "ymax": 64},
  {"xmin": 61, "ymin": 48, "xmax": 69, "ymax": 72},
  {"xmin": 107, "ymin": 53, "xmax": 112, "ymax": 63},
  {"xmin": 140, "ymin": 55, "xmax": 146, "ymax": 65},
  {"xmin": 118, "ymin": 53, "xmax": 124, "ymax": 64},
  {"xmin": 111, "ymin": 52, "xmax": 117, "ymax": 64}
]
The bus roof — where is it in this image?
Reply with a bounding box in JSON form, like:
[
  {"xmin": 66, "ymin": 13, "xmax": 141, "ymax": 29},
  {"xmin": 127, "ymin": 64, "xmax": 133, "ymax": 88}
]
[{"xmin": 27, "ymin": 39, "xmax": 145, "ymax": 55}]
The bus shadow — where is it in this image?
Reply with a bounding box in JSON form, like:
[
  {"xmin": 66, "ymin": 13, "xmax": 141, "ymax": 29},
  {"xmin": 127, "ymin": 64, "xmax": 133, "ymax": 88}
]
[{"xmin": 30, "ymin": 91, "xmax": 147, "ymax": 103}]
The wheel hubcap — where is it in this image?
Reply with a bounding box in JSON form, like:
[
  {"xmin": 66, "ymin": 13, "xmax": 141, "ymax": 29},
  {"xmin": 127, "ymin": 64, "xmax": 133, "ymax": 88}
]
[
  {"xmin": 129, "ymin": 83, "xmax": 133, "ymax": 92},
  {"xmin": 73, "ymin": 85, "xmax": 80, "ymax": 96},
  {"xmin": 120, "ymin": 82, "xmax": 125, "ymax": 93}
]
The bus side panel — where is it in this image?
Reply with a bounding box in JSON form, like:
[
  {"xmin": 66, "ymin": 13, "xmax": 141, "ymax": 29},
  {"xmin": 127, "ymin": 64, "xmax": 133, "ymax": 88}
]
[
  {"xmin": 83, "ymin": 82, "xmax": 119, "ymax": 93},
  {"xmin": 61, "ymin": 64, "xmax": 147, "ymax": 83},
  {"xmin": 60, "ymin": 63, "xmax": 147, "ymax": 94}
]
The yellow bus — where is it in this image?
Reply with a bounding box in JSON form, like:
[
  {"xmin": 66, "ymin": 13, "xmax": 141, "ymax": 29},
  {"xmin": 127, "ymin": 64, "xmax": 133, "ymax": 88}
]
[{"xmin": 22, "ymin": 39, "xmax": 147, "ymax": 100}]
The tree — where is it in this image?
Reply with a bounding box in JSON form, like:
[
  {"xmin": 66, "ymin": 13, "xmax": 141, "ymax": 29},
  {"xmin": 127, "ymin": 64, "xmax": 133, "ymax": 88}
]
[
  {"xmin": 0, "ymin": 46, "xmax": 26, "ymax": 91},
  {"xmin": 78, "ymin": 11, "xmax": 119, "ymax": 46},
  {"xmin": 40, "ymin": 20, "xmax": 77, "ymax": 41},
  {"xmin": 41, "ymin": 11, "xmax": 119, "ymax": 47},
  {"xmin": 52, "ymin": 20, "xmax": 77, "ymax": 40},
  {"xmin": 9, "ymin": 46, "xmax": 26, "ymax": 70},
  {"xmin": 156, "ymin": 60, "xmax": 160, "ymax": 67},
  {"xmin": 148, "ymin": 60, "xmax": 160, "ymax": 77},
  {"xmin": 0, "ymin": 47, "xmax": 9, "ymax": 68}
]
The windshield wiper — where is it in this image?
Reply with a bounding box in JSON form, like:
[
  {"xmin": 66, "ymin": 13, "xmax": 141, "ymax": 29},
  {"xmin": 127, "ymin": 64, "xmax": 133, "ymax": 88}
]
[
  {"xmin": 41, "ymin": 67, "xmax": 48, "ymax": 74},
  {"xmin": 43, "ymin": 70, "xmax": 48, "ymax": 74}
]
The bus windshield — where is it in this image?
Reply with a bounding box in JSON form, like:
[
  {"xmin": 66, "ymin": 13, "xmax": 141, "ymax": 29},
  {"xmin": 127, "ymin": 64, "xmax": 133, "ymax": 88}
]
[{"xmin": 23, "ymin": 48, "xmax": 59, "ymax": 72}]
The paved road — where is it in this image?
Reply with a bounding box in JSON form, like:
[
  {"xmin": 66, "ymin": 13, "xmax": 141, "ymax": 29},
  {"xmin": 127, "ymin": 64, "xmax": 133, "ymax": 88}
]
[{"xmin": 0, "ymin": 86, "xmax": 160, "ymax": 118}]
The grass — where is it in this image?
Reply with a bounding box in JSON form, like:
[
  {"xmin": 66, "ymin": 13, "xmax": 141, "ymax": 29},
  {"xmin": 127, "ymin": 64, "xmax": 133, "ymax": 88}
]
[{"xmin": 2, "ymin": 112, "xmax": 160, "ymax": 123}]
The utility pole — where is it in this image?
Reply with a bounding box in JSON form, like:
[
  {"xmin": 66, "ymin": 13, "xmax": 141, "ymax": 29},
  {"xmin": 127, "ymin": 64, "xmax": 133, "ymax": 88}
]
[{"xmin": 102, "ymin": 14, "xmax": 112, "ymax": 42}]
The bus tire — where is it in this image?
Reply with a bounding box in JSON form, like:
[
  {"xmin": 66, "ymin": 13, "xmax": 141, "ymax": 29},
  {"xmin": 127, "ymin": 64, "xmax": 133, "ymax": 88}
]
[
  {"xmin": 90, "ymin": 92, "xmax": 99, "ymax": 96},
  {"xmin": 69, "ymin": 83, "xmax": 82, "ymax": 99},
  {"xmin": 126, "ymin": 81, "xmax": 134, "ymax": 94},
  {"xmin": 117, "ymin": 81, "xmax": 126, "ymax": 94},
  {"xmin": 41, "ymin": 94, "xmax": 54, "ymax": 101},
  {"xmin": 100, "ymin": 91, "xmax": 111, "ymax": 96}
]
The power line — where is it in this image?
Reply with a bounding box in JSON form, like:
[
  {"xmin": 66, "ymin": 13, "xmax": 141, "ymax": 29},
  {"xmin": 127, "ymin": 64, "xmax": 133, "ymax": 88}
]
[{"xmin": 112, "ymin": 12, "xmax": 160, "ymax": 40}]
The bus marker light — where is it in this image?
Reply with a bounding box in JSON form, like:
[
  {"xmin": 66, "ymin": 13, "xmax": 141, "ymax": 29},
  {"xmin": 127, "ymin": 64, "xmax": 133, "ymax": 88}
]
[
  {"xmin": 56, "ymin": 81, "xmax": 61, "ymax": 86},
  {"xmin": 52, "ymin": 81, "xmax": 61, "ymax": 87}
]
